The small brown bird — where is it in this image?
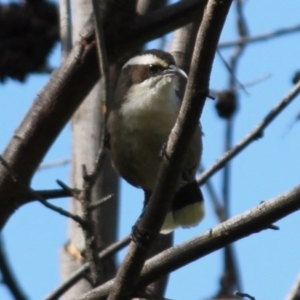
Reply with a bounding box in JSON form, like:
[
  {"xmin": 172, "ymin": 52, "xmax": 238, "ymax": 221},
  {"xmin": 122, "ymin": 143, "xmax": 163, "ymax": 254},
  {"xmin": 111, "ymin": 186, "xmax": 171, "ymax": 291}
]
[{"xmin": 107, "ymin": 49, "xmax": 204, "ymax": 233}]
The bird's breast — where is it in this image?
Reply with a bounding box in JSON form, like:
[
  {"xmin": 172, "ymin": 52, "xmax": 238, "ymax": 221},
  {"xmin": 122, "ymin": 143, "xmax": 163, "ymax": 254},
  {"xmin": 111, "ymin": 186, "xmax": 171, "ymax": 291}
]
[{"xmin": 112, "ymin": 92, "xmax": 180, "ymax": 190}]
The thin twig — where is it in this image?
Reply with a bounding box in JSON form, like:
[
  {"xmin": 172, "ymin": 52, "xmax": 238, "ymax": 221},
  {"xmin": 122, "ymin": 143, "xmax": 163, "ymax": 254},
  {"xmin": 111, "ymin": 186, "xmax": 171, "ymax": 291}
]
[
  {"xmin": 108, "ymin": 0, "xmax": 233, "ymax": 299},
  {"xmin": 199, "ymin": 165, "xmax": 224, "ymax": 222},
  {"xmin": 56, "ymin": 179, "xmax": 73, "ymax": 193},
  {"xmin": 217, "ymin": 50, "xmax": 248, "ymax": 96},
  {"xmin": 92, "ymin": 0, "xmax": 110, "ymax": 178},
  {"xmin": 44, "ymin": 235, "xmax": 131, "ymax": 300},
  {"xmin": 218, "ymin": 1, "xmax": 248, "ymax": 295},
  {"xmin": 204, "ymin": 179, "xmax": 224, "ymax": 221},
  {"xmin": 219, "ymin": 23, "xmax": 300, "ymax": 48},
  {"xmin": 38, "ymin": 159, "xmax": 70, "ymax": 171},
  {"xmin": 35, "ymin": 191, "xmax": 86, "ymax": 226},
  {"xmin": 222, "ymin": 118, "xmax": 233, "ymax": 219},
  {"xmin": 31, "ymin": 66, "xmax": 56, "ymax": 75},
  {"xmin": 0, "ymin": 236, "xmax": 27, "ymax": 300},
  {"xmin": 267, "ymin": 224, "xmax": 279, "ymax": 230},
  {"xmin": 198, "ymin": 80, "xmax": 300, "ymax": 186},
  {"xmin": 0, "ymin": 155, "xmax": 85, "ymax": 225},
  {"xmin": 25, "ymin": 188, "xmax": 71, "ymax": 202},
  {"xmin": 234, "ymin": 291, "xmax": 256, "ymax": 300},
  {"xmin": 88, "ymin": 194, "xmax": 113, "ymax": 211},
  {"xmin": 210, "ymin": 73, "xmax": 271, "ymax": 96}
]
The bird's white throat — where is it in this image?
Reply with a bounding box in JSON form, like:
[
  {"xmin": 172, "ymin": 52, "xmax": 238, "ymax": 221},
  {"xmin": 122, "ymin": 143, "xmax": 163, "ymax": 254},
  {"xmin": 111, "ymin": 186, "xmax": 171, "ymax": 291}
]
[{"xmin": 120, "ymin": 76, "xmax": 180, "ymax": 132}]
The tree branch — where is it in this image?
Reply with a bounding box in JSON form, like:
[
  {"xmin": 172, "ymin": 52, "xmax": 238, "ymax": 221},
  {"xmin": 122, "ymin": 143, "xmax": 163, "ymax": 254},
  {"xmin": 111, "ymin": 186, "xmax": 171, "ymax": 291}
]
[
  {"xmin": 0, "ymin": 237, "xmax": 27, "ymax": 300},
  {"xmin": 234, "ymin": 291, "xmax": 256, "ymax": 300},
  {"xmin": 35, "ymin": 191, "xmax": 86, "ymax": 226},
  {"xmin": 44, "ymin": 235, "xmax": 131, "ymax": 300},
  {"xmin": 38, "ymin": 159, "xmax": 70, "ymax": 171},
  {"xmin": 219, "ymin": 23, "xmax": 300, "ymax": 48},
  {"xmin": 76, "ymin": 183, "xmax": 300, "ymax": 300},
  {"xmin": 0, "ymin": 0, "xmax": 208, "ymax": 230},
  {"xmin": 107, "ymin": 0, "xmax": 233, "ymax": 299},
  {"xmin": 25, "ymin": 188, "xmax": 71, "ymax": 203},
  {"xmin": 198, "ymin": 80, "xmax": 300, "ymax": 186},
  {"xmin": 92, "ymin": 0, "xmax": 109, "ymax": 177}
]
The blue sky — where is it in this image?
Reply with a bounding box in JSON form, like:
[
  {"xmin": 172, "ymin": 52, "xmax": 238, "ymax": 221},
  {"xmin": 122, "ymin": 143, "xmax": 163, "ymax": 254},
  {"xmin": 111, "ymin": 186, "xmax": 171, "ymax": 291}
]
[{"xmin": 1, "ymin": 1, "xmax": 300, "ymax": 299}]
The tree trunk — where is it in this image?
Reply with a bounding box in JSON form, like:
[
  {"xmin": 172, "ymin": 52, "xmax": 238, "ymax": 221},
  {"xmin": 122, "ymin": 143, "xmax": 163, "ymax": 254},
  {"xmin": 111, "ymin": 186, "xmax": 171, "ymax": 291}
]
[{"xmin": 60, "ymin": 1, "xmax": 119, "ymax": 299}]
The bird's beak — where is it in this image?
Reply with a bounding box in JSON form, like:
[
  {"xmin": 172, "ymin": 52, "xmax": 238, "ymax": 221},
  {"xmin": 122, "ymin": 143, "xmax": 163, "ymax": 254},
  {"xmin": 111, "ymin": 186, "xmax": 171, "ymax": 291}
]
[{"xmin": 163, "ymin": 65, "xmax": 188, "ymax": 79}]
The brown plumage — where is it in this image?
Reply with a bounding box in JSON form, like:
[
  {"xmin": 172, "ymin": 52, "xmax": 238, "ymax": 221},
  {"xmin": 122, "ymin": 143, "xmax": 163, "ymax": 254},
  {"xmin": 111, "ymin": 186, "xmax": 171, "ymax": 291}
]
[{"xmin": 107, "ymin": 49, "xmax": 204, "ymax": 233}]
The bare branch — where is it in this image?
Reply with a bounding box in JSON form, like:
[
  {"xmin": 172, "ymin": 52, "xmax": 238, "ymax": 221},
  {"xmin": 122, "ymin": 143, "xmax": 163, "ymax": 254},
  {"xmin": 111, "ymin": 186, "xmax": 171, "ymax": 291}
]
[
  {"xmin": 219, "ymin": 23, "xmax": 300, "ymax": 49},
  {"xmin": 234, "ymin": 291, "xmax": 256, "ymax": 300},
  {"xmin": 36, "ymin": 192, "xmax": 85, "ymax": 226},
  {"xmin": 76, "ymin": 184, "xmax": 300, "ymax": 300},
  {"xmin": 211, "ymin": 73, "xmax": 271, "ymax": 96},
  {"xmin": 198, "ymin": 80, "xmax": 300, "ymax": 186},
  {"xmin": 0, "ymin": 155, "xmax": 84, "ymax": 224},
  {"xmin": 25, "ymin": 188, "xmax": 71, "ymax": 203},
  {"xmin": 92, "ymin": 0, "xmax": 109, "ymax": 179},
  {"xmin": 216, "ymin": 1, "xmax": 249, "ymax": 296},
  {"xmin": 200, "ymin": 165, "xmax": 224, "ymax": 221},
  {"xmin": 0, "ymin": 0, "xmax": 208, "ymax": 231},
  {"xmin": 0, "ymin": 237, "xmax": 27, "ymax": 300},
  {"xmin": 38, "ymin": 159, "xmax": 70, "ymax": 171},
  {"xmin": 56, "ymin": 179, "xmax": 74, "ymax": 195},
  {"xmin": 0, "ymin": 155, "xmax": 85, "ymax": 226},
  {"xmin": 87, "ymin": 194, "xmax": 113, "ymax": 211},
  {"xmin": 107, "ymin": 1, "xmax": 233, "ymax": 299},
  {"xmin": 45, "ymin": 235, "xmax": 131, "ymax": 300}
]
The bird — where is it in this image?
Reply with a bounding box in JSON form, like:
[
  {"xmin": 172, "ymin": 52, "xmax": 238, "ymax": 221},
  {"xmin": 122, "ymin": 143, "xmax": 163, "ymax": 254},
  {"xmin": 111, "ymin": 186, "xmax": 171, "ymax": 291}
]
[{"xmin": 107, "ymin": 49, "xmax": 204, "ymax": 234}]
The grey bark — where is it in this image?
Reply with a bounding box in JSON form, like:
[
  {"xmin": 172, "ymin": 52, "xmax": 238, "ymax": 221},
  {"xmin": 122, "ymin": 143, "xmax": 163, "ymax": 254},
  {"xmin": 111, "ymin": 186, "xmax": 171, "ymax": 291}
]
[
  {"xmin": 60, "ymin": 1, "xmax": 118, "ymax": 299},
  {"xmin": 76, "ymin": 183, "xmax": 300, "ymax": 300}
]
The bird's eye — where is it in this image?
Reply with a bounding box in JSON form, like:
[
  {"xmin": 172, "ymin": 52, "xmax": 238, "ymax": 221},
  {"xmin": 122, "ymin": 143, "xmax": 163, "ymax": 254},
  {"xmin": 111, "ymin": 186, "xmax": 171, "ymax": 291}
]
[{"xmin": 148, "ymin": 64, "xmax": 162, "ymax": 73}]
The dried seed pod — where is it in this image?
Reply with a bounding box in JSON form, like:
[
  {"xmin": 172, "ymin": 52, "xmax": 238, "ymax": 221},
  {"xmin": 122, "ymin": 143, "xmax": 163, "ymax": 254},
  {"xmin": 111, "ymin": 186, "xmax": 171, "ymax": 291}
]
[{"xmin": 215, "ymin": 90, "xmax": 238, "ymax": 119}]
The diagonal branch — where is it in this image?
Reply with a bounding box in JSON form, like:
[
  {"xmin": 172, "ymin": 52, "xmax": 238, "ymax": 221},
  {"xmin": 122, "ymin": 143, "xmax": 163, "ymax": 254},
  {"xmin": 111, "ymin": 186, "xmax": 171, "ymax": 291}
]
[
  {"xmin": 92, "ymin": 0, "xmax": 109, "ymax": 178},
  {"xmin": 198, "ymin": 79, "xmax": 300, "ymax": 186},
  {"xmin": 0, "ymin": 237, "xmax": 27, "ymax": 300},
  {"xmin": 76, "ymin": 183, "xmax": 300, "ymax": 300},
  {"xmin": 36, "ymin": 194, "xmax": 85, "ymax": 225},
  {"xmin": 25, "ymin": 188, "xmax": 72, "ymax": 203},
  {"xmin": 107, "ymin": 0, "xmax": 233, "ymax": 299},
  {"xmin": 219, "ymin": 23, "xmax": 300, "ymax": 49},
  {"xmin": 0, "ymin": 0, "xmax": 208, "ymax": 230},
  {"xmin": 44, "ymin": 235, "xmax": 131, "ymax": 300}
]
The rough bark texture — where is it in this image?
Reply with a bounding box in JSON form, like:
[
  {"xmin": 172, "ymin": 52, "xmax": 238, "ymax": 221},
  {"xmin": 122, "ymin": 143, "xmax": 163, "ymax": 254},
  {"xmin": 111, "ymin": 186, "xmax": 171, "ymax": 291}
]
[
  {"xmin": 0, "ymin": 0, "xmax": 208, "ymax": 231},
  {"xmin": 76, "ymin": 183, "xmax": 300, "ymax": 300},
  {"xmin": 107, "ymin": 0, "xmax": 232, "ymax": 299},
  {"xmin": 60, "ymin": 1, "xmax": 118, "ymax": 299}
]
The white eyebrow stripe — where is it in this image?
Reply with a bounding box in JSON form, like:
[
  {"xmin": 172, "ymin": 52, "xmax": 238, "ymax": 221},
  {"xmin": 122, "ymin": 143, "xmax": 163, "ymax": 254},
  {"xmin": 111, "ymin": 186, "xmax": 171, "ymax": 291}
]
[{"xmin": 122, "ymin": 54, "xmax": 168, "ymax": 69}]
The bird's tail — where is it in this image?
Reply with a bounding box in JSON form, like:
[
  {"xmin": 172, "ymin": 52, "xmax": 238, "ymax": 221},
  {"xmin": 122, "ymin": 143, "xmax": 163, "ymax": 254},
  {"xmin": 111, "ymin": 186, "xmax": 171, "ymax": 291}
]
[{"xmin": 160, "ymin": 181, "xmax": 205, "ymax": 234}]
